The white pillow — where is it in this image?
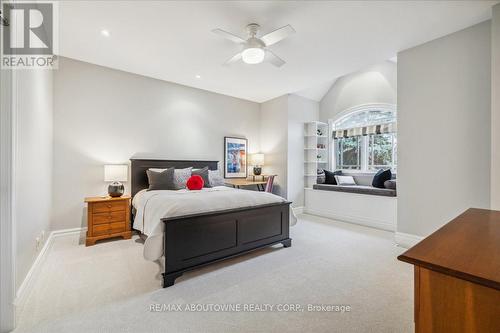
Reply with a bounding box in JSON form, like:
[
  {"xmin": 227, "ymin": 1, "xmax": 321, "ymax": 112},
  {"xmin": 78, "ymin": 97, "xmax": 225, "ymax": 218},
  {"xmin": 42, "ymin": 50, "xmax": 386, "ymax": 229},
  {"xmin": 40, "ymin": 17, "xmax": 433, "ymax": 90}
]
[
  {"xmin": 149, "ymin": 168, "xmax": 168, "ymax": 172},
  {"xmin": 208, "ymin": 170, "xmax": 225, "ymax": 187},
  {"xmin": 334, "ymin": 175, "xmax": 356, "ymax": 185},
  {"xmin": 173, "ymin": 167, "xmax": 192, "ymax": 189}
]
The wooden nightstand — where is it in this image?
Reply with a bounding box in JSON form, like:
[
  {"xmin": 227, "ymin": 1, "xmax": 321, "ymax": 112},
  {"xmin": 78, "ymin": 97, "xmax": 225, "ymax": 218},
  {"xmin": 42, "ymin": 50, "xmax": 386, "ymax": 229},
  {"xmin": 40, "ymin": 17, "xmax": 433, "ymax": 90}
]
[{"xmin": 84, "ymin": 196, "xmax": 132, "ymax": 246}]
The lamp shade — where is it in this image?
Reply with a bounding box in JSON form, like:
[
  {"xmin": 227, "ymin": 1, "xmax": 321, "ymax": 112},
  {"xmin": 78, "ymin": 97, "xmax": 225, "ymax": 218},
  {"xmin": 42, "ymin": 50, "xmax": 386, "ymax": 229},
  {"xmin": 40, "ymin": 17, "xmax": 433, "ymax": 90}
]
[
  {"xmin": 250, "ymin": 153, "xmax": 265, "ymax": 166},
  {"xmin": 104, "ymin": 164, "xmax": 128, "ymax": 182}
]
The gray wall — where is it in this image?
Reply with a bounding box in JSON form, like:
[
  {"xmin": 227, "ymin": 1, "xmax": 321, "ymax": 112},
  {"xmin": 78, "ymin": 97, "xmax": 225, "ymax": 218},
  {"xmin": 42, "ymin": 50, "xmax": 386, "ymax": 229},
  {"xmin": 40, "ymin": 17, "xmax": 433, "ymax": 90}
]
[
  {"xmin": 15, "ymin": 70, "xmax": 53, "ymax": 290},
  {"xmin": 287, "ymin": 94, "xmax": 319, "ymax": 207},
  {"xmin": 52, "ymin": 57, "xmax": 261, "ymax": 230},
  {"xmin": 260, "ymin": 96, "xmax": 289, "ymax": 198},
  {"xmin": 260, "ymin": 94, "xmax": 319, "ymax": 206},
  {"xmin": 491, "ymin": 4, "xmax": 500, "ymax": 209},
  {"xmin": 398, "ymin": 21, "xmax": 491, "ymax": 237},
  {"xmin": 320, "ymin": 61, "xmax": 397, "ymax": 122}
]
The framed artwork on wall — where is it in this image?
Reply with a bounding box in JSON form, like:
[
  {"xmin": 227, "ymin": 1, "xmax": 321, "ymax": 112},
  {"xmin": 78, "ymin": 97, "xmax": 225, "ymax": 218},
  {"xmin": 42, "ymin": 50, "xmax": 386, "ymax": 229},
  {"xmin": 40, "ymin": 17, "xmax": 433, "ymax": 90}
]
[{"xmin": 224, "ymin": 136, "xmax": 248, "ymax": 178}]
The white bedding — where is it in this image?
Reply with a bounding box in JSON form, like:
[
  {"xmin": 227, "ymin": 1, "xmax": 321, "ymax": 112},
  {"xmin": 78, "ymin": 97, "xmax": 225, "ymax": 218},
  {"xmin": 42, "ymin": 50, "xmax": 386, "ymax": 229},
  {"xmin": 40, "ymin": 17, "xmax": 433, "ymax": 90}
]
[{"xmin": 132, "ymin": 186, "xmax": 286, "ymax": 261}]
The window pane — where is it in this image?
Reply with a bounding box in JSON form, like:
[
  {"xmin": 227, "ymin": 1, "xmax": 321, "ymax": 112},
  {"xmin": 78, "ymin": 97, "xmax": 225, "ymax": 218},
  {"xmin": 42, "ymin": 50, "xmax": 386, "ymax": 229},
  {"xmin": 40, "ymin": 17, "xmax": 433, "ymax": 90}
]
[
  {"xmin": 335, "ymin": 137, "xmax": 360, "ymax": 170},
  {"xmin": 334, "ymin": 109, "xmax": 396, "ymax": 130},
  {"xmin": 368, "ymin": 134, "xmax": 393, "ymax": 170}
]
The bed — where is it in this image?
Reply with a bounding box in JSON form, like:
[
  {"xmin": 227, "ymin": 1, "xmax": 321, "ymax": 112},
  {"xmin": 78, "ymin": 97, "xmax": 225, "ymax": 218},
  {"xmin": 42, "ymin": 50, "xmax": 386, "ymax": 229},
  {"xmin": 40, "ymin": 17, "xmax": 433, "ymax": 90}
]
[{"xmin": 130, "ymin": 158, "xmax": 292, "ymax": 288}]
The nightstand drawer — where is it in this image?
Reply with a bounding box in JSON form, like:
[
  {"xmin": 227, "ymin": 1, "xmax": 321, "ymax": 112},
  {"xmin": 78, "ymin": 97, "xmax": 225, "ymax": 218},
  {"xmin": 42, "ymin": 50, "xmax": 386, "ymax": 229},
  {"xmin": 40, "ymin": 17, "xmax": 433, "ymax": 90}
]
[
  {"xmin": 92, "ymin": 222, "xmax": 127, "ymax": 236},
  {"xmin": 93, "ymin": 200, "xmax": 127, "ymax": 213},
  {"xmin": 93, "ymin": 211, "xmax": 126, "ymax": 225}
]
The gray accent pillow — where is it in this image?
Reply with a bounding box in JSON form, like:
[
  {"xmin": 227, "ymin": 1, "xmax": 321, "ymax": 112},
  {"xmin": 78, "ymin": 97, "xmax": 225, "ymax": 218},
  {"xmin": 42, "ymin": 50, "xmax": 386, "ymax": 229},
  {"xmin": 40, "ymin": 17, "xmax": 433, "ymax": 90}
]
[
  {"xmin": 208, "ymin": 170, "xmax": 225, "ymax": 187},
  {"xmin": 384, "ymin": 179, "xmax": 397, "ymax": 190},
  {"xmin": 146, "ymin": 168, "xmax": 175, "ymax": 191},
  {"xmin": 192, "ymin": 167, "xmax": 211, "ymax": 188},
  {"xmin": 173, "ymin": 167, "xmax": 192, "ymax": 189},
  {"xmin": 317, "ymin": 169, "xmax": 325, "ymax": 184}
]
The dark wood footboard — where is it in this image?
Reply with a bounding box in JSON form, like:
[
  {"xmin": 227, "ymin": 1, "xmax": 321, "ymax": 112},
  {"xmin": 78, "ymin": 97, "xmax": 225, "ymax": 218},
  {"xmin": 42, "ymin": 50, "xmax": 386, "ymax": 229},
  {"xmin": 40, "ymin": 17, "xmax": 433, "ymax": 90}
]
[{"xmin": 161, "ymin": 201, "xmax": 291, "ymax": 287}]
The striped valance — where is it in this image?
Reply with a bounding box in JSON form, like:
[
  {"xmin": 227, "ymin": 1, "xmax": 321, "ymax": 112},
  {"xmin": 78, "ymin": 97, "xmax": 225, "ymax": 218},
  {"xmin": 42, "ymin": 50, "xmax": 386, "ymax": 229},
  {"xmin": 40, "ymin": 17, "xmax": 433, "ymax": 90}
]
[{"xmin": 333, "ymin": 122, "xmax": 397, "ymax": 139}]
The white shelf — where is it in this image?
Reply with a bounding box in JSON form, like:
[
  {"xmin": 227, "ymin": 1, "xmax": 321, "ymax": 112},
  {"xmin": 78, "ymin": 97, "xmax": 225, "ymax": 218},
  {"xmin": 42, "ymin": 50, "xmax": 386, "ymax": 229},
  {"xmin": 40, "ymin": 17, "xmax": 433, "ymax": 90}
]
[
  {"xmin": 306, "ymin": 121, "xmax": 328, "ymax": 126},
  {"xmin": 304, "ymin": 121, "xmax": 329, "ymax": 188}
]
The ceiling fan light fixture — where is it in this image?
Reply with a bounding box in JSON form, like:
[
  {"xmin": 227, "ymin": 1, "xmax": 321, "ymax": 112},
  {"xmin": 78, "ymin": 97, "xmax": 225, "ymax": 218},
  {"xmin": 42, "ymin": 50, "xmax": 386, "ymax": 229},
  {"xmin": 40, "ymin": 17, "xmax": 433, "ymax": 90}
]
[{"xmin": 241, "ymin": 47, "xmax": 265, "ymax": 64}]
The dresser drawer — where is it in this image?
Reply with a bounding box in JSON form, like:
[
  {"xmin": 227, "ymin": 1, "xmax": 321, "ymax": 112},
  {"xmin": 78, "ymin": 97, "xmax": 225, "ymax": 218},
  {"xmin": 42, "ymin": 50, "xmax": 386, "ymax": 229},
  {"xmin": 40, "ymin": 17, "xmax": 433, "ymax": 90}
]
[
  {"xmin": 92, "ymin": 221, "xmax": 127, "ymax": 236},
  {"xmin": 92, "ymin": 200, "xmax": 127, "ymax": 213},
  {"xmin": 92, "ymin": 211, "xmax": 126, "ymax": 225}
]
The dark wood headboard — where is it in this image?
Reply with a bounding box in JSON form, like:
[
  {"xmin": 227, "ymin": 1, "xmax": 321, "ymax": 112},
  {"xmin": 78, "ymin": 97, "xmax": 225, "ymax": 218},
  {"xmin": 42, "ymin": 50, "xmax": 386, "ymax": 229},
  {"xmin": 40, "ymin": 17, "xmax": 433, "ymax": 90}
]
[{"xmin": 130, "ymin": 158, "xmax": 219, "ymax": 197}]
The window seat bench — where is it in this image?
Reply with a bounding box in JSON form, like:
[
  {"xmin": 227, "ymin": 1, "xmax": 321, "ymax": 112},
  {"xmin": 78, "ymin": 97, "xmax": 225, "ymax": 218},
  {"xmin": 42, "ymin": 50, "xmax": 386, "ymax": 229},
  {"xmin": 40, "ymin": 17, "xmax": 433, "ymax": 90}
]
[
  {"xmin": 305, "ymin": 173, "xmax": 397, "ymax": 231},
  {"xmin": 312, "ymin": 184, "xmax": 396, "ymax": 197}
]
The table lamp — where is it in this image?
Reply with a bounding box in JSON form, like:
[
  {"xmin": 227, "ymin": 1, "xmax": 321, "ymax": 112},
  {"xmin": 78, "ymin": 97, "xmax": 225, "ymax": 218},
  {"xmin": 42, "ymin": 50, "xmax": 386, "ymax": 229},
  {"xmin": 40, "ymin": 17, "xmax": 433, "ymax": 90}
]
[
  {"xmin": 250, "ymin": 153, "xmax": 264, "ymax": 176},
  {"xmin": 104, "ymin": 164, "xmax": 128, "ymax": 197}
]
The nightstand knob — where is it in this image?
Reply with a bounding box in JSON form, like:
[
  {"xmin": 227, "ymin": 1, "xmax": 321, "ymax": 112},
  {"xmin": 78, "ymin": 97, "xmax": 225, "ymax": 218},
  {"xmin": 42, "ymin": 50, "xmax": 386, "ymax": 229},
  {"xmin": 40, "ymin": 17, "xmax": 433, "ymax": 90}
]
[
  {"xmin": 107, "ymin": 204, "xmax": 112, "ymax": 208},
  {"xmin": 108, "ymin": 215, "xmax": 112, "ymax": 219}
]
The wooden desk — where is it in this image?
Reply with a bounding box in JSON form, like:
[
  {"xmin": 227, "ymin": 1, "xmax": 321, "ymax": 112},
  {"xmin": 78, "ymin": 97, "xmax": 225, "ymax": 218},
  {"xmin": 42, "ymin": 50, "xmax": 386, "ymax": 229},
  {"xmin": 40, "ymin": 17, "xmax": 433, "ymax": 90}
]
[
  {"xmin": 398, "ymin": 208, "xmax": 500, "ymax": 332},
  {"xmin": 224, "ymin": 178, "xmax": 267, "ymax": 191},
  {"xmin": 249, "ymin": 174, "xmax": 273, "ymax": 182}
]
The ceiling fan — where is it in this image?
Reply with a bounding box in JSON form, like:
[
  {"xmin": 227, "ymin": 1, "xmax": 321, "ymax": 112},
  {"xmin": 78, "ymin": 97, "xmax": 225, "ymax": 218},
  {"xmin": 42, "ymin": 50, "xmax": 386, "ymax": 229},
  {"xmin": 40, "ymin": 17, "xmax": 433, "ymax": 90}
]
[{"xmin": 212, "ymin": 23, "xmax": 295, "ymax": 67}]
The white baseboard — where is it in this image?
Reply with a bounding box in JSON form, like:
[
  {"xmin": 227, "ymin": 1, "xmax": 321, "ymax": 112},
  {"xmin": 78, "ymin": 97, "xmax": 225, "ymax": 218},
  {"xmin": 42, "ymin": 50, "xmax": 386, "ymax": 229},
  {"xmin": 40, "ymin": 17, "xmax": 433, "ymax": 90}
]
[
  {"xmin": 304, "ymin": 208, "xmax": 395, "ymax": 232},
  {"xmin": 51, "ymin": 227, "xmax": 86, "ymax": 238},
  {"xmin": 394, "ymin": 232, "xmax": 424, "ymax": 248},
  {"xmin": 14, "ymin": 227, "xmax": 86, "ymax": 311},
  {"xmin": 291, "ymin": 206, "xmax": 304, "ymax": 215}
]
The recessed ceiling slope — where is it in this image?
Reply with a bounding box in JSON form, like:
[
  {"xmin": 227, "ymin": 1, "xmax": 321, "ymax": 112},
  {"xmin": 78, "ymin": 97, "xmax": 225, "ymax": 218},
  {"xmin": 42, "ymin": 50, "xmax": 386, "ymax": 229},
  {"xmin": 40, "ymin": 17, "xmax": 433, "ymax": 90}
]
[{"xmin": 59, "ymin": 1, "xmax": 498, "ymax": 103}]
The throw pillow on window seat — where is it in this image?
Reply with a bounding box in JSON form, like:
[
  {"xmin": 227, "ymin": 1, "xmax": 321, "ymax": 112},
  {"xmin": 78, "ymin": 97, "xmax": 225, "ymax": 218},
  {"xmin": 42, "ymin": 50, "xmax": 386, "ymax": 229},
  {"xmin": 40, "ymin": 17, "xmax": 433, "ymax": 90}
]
[
  {"xmin": 324, "ymin": 170, "xmax": 342, "ymax": 185},
  {"xmin": 334, "ymin": 175, "xmax": 357, "ymax": 185},
  {"xmin": 384, "ymin": 179, "xmax": 397, "ymax": 190},
  {"xmin": 317, "ymin": 169, "xmax": 325, "ymax": 184},
  {"xmin": 372, "ymin": 169, "xmax": 392, "ymax": 188}
]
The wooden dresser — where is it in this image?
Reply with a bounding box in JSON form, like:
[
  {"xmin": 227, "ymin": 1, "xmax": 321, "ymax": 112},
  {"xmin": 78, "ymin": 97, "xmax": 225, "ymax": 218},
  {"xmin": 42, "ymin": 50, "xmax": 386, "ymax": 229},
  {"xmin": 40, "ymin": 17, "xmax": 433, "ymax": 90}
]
[
  {"xmin": 398, "ymin": 208, "xmax": 500, "ymax": 332},
  {"xmin": 84, "ymin": 196, "xmax": 132, "ymax": 246}
]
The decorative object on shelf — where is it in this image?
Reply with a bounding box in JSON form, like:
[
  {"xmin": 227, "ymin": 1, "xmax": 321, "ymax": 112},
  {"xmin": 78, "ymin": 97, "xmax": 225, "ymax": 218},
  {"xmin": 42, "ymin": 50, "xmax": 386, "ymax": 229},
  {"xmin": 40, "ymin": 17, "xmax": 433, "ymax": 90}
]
[
  {"xmin": 317, "ymin": 154, "xmax": 322, "ymax": 160},
  {"xmin": 224, "ymin": 137, "xmax": 248, "ymax": 178},
  {"xmin": 317, "ymin": 128, "xmax": 323, "ymax": 136},
  {"xmin": 317, "ymin": 143, "xmax": 326, "ymax": 149},
  {"xmin": 104, "ymin": 164, "xmax": 128, "ymax": 197},
  {"xmin": 250, "ymin": 153, "xmax": 265, "ymax": 175}
]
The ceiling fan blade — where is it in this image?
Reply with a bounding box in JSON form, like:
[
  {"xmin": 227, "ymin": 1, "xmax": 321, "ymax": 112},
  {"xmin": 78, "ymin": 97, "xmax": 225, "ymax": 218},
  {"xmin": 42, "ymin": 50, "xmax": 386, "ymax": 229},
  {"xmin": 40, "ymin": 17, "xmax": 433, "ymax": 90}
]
[
  {"xmin": 260, "ymin": 25, "xmax": 295, "ymax": 46},
  {"xmin": 212, "ymin": 29, "xmax": 246, "ymax": 44},
  {"xmin": 266, "ymin": 50, "xmax": 285, "ymax": 67},
  {"xmin": 223, "ymin": 52, "xmax": 242, "ymax": 66}
]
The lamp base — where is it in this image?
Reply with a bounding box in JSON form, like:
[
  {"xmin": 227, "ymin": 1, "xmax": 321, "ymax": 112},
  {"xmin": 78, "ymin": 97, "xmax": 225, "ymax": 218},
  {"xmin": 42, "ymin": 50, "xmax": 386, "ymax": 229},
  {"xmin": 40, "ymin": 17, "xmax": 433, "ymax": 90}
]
[
  {"xmin": 108, "ymin": 181, "xmax": 124, "ymax": 197},
  {"xmin": 253, "ymin": 167, "xmax": 262, "ymax": 176}
]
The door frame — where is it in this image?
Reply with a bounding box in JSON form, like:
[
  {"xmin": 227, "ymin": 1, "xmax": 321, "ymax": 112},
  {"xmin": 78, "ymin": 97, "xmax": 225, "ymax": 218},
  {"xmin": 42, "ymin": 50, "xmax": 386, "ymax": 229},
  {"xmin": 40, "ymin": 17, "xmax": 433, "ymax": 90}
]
[{"xmin": 0, "ymin": 51, "xmax": 18, "ymax": 333}]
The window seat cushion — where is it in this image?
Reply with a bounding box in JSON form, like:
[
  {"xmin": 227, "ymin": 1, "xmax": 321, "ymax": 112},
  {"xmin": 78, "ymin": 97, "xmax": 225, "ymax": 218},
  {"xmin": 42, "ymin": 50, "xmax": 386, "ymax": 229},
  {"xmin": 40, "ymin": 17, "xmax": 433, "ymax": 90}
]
[{"xmin": 312, "ymin": 184, "xmax": 397, "ymax": 197}]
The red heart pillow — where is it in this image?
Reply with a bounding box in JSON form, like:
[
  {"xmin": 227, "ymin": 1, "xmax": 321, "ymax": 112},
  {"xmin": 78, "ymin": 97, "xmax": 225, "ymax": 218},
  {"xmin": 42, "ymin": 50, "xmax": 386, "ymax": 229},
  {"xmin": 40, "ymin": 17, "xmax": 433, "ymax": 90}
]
[{"xmin": 186, "ymin": 175, "xmax": 204, "ymax": 190}]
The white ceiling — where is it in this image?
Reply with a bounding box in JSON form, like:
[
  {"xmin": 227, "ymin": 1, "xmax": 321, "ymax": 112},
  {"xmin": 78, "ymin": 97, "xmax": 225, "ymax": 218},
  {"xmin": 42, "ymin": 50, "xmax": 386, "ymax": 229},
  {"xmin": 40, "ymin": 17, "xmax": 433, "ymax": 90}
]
[{"xmin": 59, "ymin": 1, "xmax": 498, "ymax": 103}]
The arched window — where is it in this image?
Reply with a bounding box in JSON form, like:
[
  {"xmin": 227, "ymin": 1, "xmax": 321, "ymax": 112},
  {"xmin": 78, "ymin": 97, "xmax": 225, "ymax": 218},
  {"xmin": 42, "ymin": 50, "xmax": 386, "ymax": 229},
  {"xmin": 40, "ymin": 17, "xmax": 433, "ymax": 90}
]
[{"xmin": 331, "ymin": 104, "xmax": 397, "ymax": 172}]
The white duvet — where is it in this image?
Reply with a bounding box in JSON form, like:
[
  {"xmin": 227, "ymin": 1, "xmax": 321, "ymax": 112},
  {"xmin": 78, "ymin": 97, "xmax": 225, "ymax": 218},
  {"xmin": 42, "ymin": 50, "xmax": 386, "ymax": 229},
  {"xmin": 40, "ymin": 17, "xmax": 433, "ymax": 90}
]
[{"xmin": 132, "ymin": 186, "xmax": 286, "ymax": 261}]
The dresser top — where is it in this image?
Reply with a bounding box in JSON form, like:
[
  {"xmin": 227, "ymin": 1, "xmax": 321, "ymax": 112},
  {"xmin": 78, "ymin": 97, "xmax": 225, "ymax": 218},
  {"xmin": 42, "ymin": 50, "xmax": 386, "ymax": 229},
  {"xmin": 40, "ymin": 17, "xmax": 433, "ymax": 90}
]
[
  {"xmin": 398, "ymin": 208, "xmax": 500, "ymax": 290},
  {"xmin": 85, "ymin": 195, "xmax": 131, "ymax": 203}
]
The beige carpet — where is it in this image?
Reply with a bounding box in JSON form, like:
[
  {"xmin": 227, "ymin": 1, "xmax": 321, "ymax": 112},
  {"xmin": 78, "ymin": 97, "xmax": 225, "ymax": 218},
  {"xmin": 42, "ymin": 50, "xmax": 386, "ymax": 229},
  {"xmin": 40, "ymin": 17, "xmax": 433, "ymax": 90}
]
[{"xmin": 14, "ymin": 214, "xmax": 414, "ymax": 333}]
